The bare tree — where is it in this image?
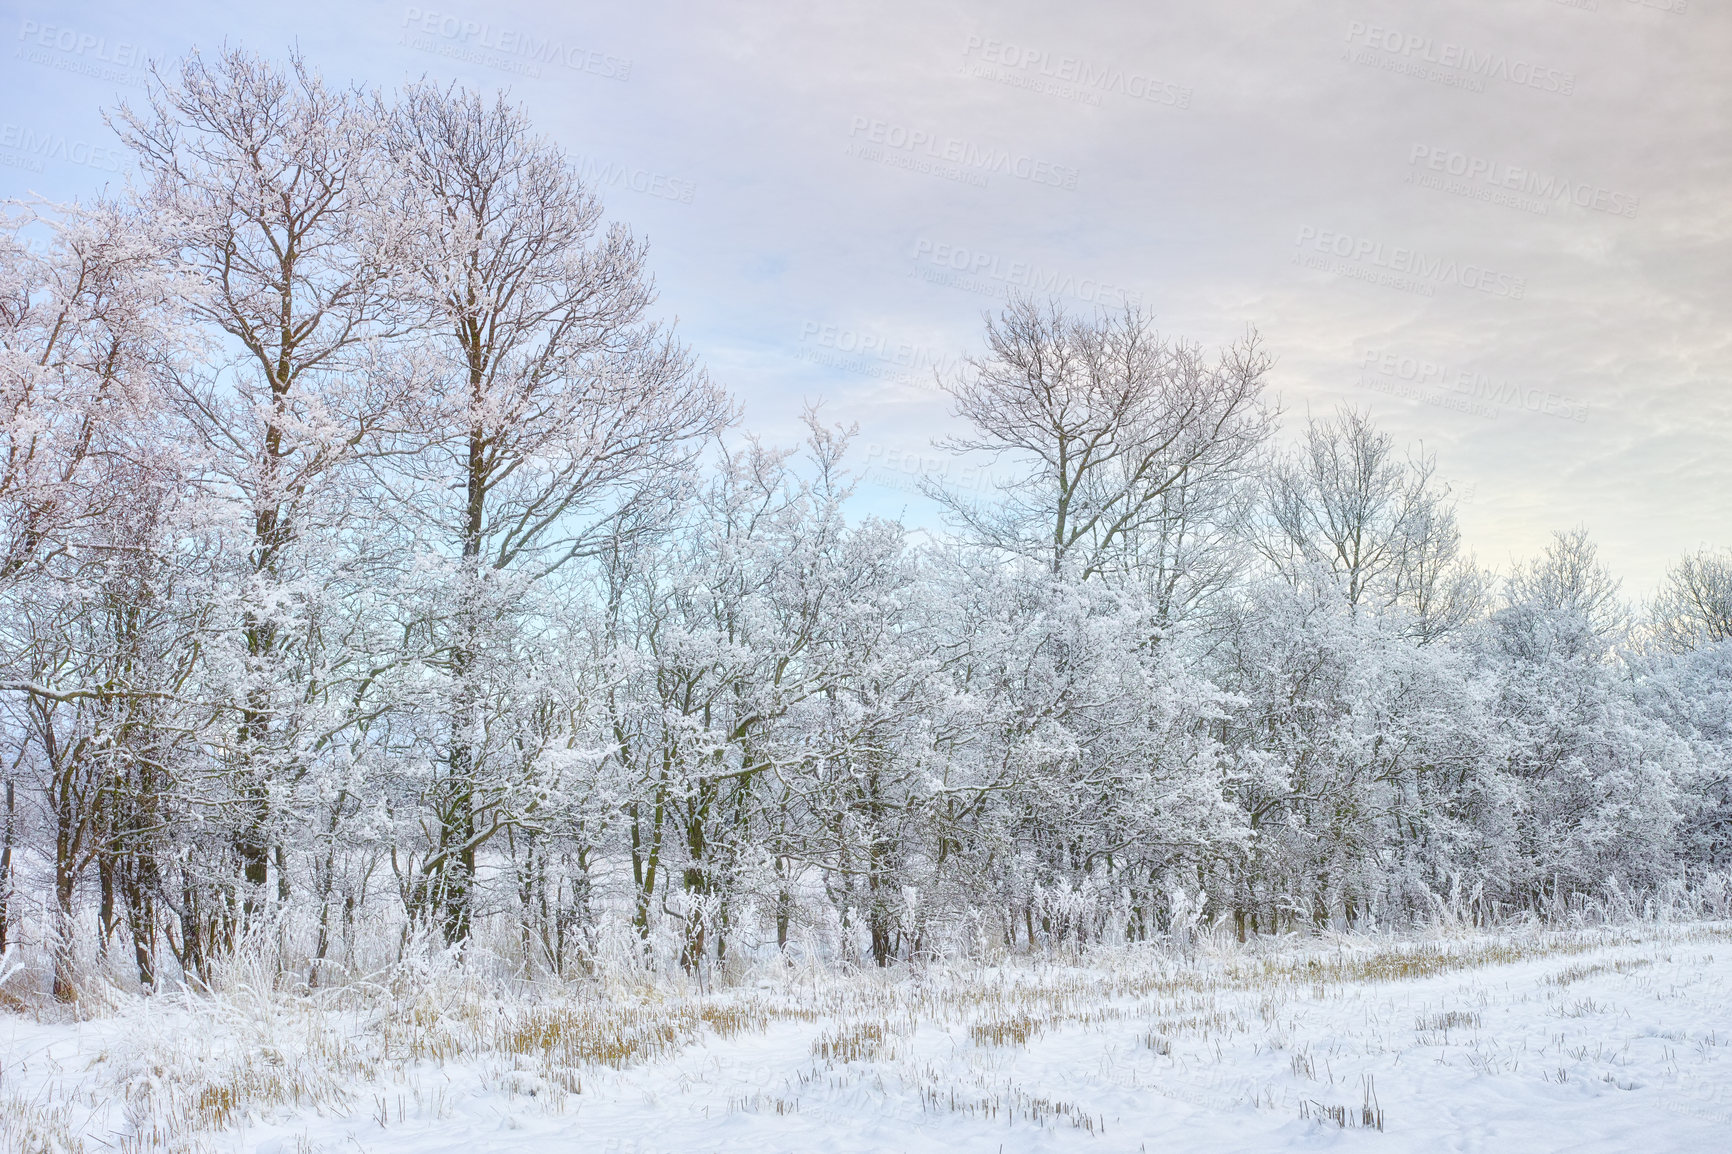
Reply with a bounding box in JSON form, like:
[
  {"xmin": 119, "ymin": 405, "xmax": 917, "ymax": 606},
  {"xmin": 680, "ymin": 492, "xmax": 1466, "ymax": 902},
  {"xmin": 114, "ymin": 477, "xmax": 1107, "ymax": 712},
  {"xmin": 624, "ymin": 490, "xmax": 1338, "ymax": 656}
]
[
  {"xmin": 933, "ymin": 299, "xmax": 1274, "ymax": 583},
  {"xmin": 1496, "ymin": 526, "xmax": 1626, "ymax": 663},
  {"xmin": 0, "ymin": 203, "xmax": 199, "ymax": 997},
  {"xmin": 1653, "ymin": 548, "xmax": 1732, "ymax": 652},
  {"xmin": 113, "ymin": 48, "xmax": 413, "ymax": 928},
  {"xmin": 5, "ymin": 464, "xmax": 204, "ymax": 998},
  {"xmin": 385, "ymin": 83, "xmax": 729, "ymax": 943},
  {"xmin": 1390, "ymin": 476, "xmax": 1487, "ymax": 644},
  {"xmin": 0, "ymin": 203, "xmax": 168, "ymax": 589},
  {"xmin": 1261, "ymin": 406, "xmax": 1482, "ymax": 639}
]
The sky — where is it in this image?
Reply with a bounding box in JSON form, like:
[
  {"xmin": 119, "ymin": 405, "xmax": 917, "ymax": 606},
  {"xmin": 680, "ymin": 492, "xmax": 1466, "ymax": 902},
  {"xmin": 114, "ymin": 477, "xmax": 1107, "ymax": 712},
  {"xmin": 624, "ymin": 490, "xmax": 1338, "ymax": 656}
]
[{"xmin": 2, "ymin": 0, "xmax": 1726, "ymax": 595}]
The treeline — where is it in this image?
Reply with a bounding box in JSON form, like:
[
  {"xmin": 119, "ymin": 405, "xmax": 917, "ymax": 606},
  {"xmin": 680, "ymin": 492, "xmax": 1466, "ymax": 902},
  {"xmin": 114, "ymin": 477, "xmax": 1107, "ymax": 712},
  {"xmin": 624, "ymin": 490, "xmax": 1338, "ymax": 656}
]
[{"xmin": 1, "ymin": 51, "xmax": 1728, "ymax": 999}]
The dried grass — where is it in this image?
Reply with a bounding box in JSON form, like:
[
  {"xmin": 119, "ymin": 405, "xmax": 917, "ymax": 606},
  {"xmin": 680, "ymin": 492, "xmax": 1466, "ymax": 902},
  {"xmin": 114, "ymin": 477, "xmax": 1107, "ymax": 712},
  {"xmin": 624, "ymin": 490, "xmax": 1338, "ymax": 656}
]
[{"xmin": 2, "ymin": 919, "xmax": 1720, "ymax": 1149}]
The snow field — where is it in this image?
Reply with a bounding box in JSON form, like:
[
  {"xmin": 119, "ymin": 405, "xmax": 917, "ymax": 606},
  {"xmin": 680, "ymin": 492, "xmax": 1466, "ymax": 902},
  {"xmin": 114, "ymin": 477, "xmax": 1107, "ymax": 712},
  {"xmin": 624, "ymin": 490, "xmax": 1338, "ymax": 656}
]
[{"xmin": 5, "ymin": 923, "xmax": 1732, "ymax": 1153}]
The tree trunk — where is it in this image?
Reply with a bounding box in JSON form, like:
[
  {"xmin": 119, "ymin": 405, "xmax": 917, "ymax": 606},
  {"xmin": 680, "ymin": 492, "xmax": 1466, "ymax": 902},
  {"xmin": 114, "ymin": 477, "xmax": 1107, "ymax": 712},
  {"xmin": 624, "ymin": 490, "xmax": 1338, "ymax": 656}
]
[
  {"xmin": 53, "ymin": 832, "xmax": 77, "ymax": 1002},
  {"xmin": 121, "ymin": 854, "xmax": 157, "ymax": 990},
  {"xmin": 679, "ymin": 778, "xmax": 717, "ymax": 973},
  {"xmin": 0, "ymin": 780, "xmax": 14, "ymax": 958}
]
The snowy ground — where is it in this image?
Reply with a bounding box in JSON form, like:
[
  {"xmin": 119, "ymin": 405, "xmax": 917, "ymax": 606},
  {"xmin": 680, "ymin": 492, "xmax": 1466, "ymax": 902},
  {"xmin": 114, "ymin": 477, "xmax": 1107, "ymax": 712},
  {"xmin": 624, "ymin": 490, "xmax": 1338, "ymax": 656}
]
[{"xmin": 5, "ymin": 924, "xmax": 1732, "ymax": 1153}]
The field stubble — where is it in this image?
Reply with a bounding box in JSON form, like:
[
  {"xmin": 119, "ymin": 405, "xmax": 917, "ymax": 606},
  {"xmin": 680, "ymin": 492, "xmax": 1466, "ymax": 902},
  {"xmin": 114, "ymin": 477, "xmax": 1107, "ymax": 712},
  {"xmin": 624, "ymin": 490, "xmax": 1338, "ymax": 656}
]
[{"xmin": 3, "ymin": 922, "xmax": 1732, "ymax": 1151}]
